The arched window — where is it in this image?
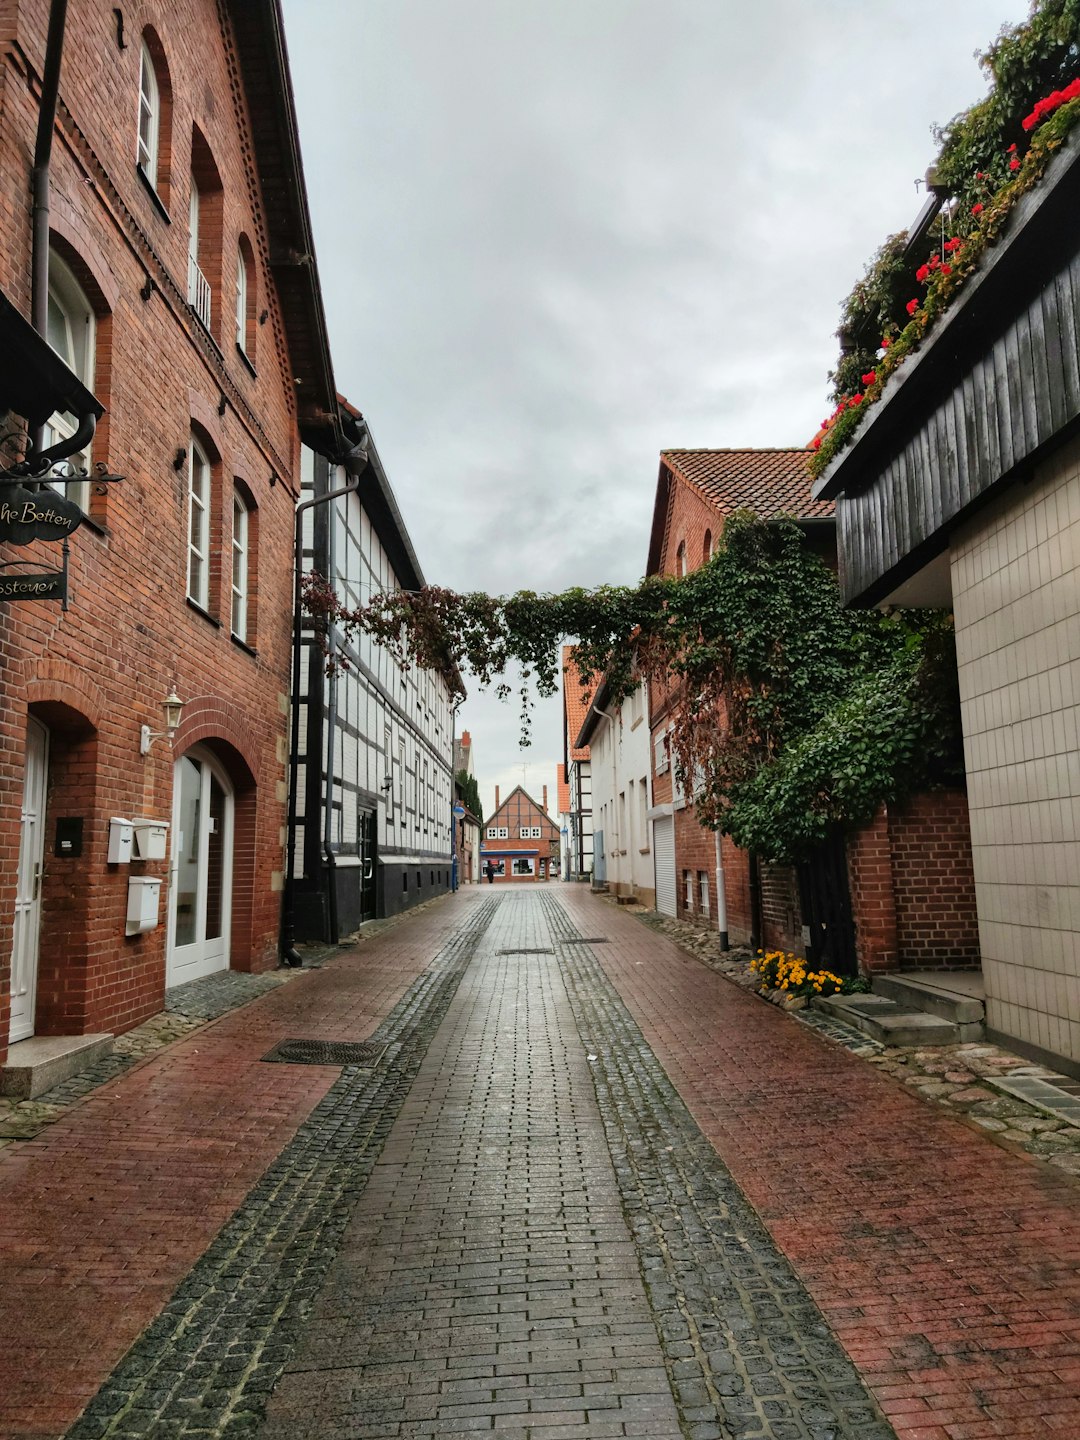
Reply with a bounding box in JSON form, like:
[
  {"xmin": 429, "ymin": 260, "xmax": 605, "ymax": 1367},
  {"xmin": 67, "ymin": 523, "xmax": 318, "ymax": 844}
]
[
  {"xmin": 231, "ymin": 485, "xmax": 250, "ymax": 641},
  {"xmin": 702, "ymin": 529, "xmax": 713, "ymax": 564},
  {"xmin": 188, "ymin": 127, "xmax": 223, "ymax": 336},
  {"xmin": 676, "ymin": 540, "xmax": 687, "ymax": 578},
  {"xmin": 187, "ymin": 436, "xmax": 212, "ymax": 608},
  {"xmin": 235, "ymin": 236, "xmax": 256, "ymax": 359},
  {"xmin": 137, "ymin": 41, "xmax": 160, "ymax": 188},
  {"xmin": 45, "ymin": 250, "xmax": 95, "ymax": 510}
]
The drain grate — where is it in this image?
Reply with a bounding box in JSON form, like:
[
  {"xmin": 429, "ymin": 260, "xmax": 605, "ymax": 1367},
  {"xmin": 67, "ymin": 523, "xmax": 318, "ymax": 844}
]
[
  {"xmin": 992, "ymin": 1074, "xmax": 1080, "ymax": 1127},
  {"xmin": 560, "ymin": 936, "xmax": 610, "ymax": 944},
  {"xmin": 261, "ymin": 1039, "xmax": 389, "ymax": 1067},
  {"xmin": 496, "ymin": 948, "xmax": 554, "ymax": 956}
]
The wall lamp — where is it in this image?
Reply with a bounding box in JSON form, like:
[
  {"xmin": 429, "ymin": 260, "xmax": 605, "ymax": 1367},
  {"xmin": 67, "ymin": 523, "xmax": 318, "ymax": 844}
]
[{"xmin": 140, "ymin": 691, "xmax": 184, "ymax": 756}]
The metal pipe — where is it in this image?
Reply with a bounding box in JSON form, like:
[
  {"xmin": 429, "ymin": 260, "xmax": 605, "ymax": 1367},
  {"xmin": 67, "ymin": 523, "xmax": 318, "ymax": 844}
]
[
  {"xmin": 714, "ymin": 829, "xmax": 729, "ymax": 951},
  {"xmin": 31, "ymin": 0, "xmax": 68, "ymax": 340},
  {"xmin": 281, "ymin": 436, "xmax": 367, "ymax": 966}
]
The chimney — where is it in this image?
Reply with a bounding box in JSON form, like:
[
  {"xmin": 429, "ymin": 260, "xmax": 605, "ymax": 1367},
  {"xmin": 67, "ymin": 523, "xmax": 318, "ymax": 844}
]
[
  {"xmin": 461, "ymin": 729, "xmax": 471, "ymax": 746},
  {"xmin": 495, "ymin": 785, "xmax": 500, "ymax": 810},
  {"xmin": 543, "ymin": 784, "xmax": 548, "ymax": 814}
]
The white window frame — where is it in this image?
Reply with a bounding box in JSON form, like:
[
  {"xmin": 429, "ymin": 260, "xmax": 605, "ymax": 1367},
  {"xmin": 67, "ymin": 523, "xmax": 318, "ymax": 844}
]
[
  {"xmin": 231, "ymin": 487, "xmax": 249, "ymax": 641},
  {"xmin": 512, "ymin": 858, "xmax": 535, "ymax": 876},
  {"xmin": 654, "ymin": 731, "xmax": 669, "ymax": 775},
  {"xmin": 187, "ymin": 436, "xmax": 211, "ymax": 609},
  {"xmin": 44, "ymin": 251, "xmax": 95, "ymax": 511},
  {"xmin": 684, "ymin": 871, "xmax": 694, "ymax": 909},
  {"xmin": 137, "ymin": 41, "xmax": 160, "ymax": 189},
  {"xmin": 699, "ymin": 872, "xmax": 710, "ymax": 914},
  {"xmin": 187, "ymin": 178, "xmax": 210, "ymax": 328},
  {"xmin": 235, "ymin": 245, "xmax": 248, "ymax": 353}
]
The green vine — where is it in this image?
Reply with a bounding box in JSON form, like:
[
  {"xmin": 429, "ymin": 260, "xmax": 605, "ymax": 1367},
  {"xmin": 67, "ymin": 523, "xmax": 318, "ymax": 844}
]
[{"xmin": 302, "ymin": 514, "xmax": 963, "ymax": 862}]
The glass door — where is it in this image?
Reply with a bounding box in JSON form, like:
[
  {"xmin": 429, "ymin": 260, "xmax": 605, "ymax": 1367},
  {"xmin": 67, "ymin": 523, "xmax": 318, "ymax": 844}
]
[{"xmin": 167, "ymin": 748, "xmax": 233, "ymax": 985}]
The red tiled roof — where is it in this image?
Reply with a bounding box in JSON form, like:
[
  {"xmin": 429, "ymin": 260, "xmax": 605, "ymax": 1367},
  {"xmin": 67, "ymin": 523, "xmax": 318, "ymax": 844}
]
[
  {"xmin": 647, "ymin": 450, "xmax": 833, "ymax": 576},
  {"xmin": 557, "ymin": 764, "xmax": 570, "ymax": 816},
  {"xmin": 562, "ymin": 646, "xmax": 597, "ymax": 761},
  {"xmin": 663, "ymin": 449, "xmax": 834, "ymax": 520}
]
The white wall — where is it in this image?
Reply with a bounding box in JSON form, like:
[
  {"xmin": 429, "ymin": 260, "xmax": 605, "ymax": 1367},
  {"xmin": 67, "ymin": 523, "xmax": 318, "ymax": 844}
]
[
  {"xmin": 588, "ymin": 682, "xmax": 653, "ymax": 901},
  {"xmin": 951, "ymin": 431, "xmax": 1080, "ymax": 1065}
]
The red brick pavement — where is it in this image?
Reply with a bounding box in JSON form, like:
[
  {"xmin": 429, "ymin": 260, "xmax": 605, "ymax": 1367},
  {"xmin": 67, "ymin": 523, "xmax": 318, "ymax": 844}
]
[
  {"xmin": 557, "ymin": 888, "xmax": 1080, "ymax": 1440},
  {"xmin": 0, "ymin": 899, "xmax": 456, "ymax": 1440}
]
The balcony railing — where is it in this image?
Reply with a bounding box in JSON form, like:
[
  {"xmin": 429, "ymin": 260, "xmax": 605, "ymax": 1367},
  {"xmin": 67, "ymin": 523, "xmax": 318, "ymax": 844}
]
[{"xmin": 187, "ymin": 254, "xmax": 211, "ymax": 330}]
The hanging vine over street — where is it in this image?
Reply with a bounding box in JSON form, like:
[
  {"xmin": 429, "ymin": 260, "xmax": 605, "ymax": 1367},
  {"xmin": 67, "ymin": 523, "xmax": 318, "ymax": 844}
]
[{"xmin": 302, "ymin": 514, "xmax": 963, "ymax": 863}]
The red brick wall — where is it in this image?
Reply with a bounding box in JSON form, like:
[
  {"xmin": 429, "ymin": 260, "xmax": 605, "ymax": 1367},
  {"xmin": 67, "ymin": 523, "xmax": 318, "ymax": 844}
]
[
  {"xmin": 888, "ymin": 791, "xmax": 980, "ymax": 969},
  {"xmin": 480, "ymin": 789, "xmax": 558, "ymax": 881},
  {"xmin": 0, "ymin": 0, "xmax": 302, "ymax": 1057}
]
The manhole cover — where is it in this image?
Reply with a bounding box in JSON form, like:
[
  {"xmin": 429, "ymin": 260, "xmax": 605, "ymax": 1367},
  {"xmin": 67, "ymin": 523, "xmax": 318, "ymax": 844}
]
[
  {"xmin": 496, "ymin": 948, "xmax": 554, "ymax": 956},
  {"xmin": 261, "ymin": 1039, "xmax": 388, "ymax": 1067}
]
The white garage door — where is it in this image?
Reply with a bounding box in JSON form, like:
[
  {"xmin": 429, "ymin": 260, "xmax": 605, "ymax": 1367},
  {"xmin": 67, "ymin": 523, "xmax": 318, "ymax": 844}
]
[{"xmin": 652, "ymin": 815, "xmax": 676, "ymax": 917}]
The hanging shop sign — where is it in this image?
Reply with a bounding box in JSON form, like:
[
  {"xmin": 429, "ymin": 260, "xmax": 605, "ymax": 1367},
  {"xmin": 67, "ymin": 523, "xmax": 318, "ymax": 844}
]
[
  {"xmin": 0, "ymin": 552, "xmax": 69, "ymax": 607},
  {"xmin": 0, "ymin": 484, "xmax": 83, "ymax": 543}
]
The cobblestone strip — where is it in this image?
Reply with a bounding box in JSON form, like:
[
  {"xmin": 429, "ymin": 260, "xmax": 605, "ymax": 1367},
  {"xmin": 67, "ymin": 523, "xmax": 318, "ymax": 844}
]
[
  {"xmin": 541, "ymin": 893, "xmax": 896, "ymax": 1440},
  {"xmin": 65, "ymin": 898, "xmax": 501, "ymax": 1440}
]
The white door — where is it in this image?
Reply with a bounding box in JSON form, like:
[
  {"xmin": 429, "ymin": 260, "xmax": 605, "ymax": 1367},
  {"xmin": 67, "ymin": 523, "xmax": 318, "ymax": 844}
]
[
  {"xmin": 167, "ymin": 748, "xmax": 233, "ymax": 985},
  {"xmin": 10, "ymin": 719, "xmax": 48, "ymax": 1042},
  {"xmin": 653, "ymin": 815, "xmax": 676, "ymax": 917}
]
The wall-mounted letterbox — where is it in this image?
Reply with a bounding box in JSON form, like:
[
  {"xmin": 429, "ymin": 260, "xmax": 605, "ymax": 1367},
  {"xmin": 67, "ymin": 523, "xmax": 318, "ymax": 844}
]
[
  {"xmin": 126, "ymin": 876, "xmax": 162, "ymax": 935},
  {"xmin": 132, "ymin": 818, "xmax": 169, "ymax": 861},
  {"xmin": 108, "ymin": 817, "xmax": 134, "ymax": 865}
]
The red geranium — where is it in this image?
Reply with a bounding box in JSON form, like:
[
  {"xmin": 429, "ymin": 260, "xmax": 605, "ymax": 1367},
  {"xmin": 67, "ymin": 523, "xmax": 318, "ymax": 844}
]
[
  {"xmin": 971, "ymin": 203, "xmax": 984, "ymax": 215},
  {"xmin": 944, "ymin": 237, "xmax": 963, "ymax": 253},
  {"xmin": 940, "ymin": 264, "xmax": 952, "ymax": 276},
  {"xmin": 906, "ymin": 299, "xmax": 919, "ymax": 315},
  {"xmin": 1022, "ymin": 75, "xmax": 1080, "ymax": 131},
  {"xmin": 849, "ymin": 393, "xmax": 863, "ymax": 407},
  {"xmin": 1010, "ymin": 157, "xmax": 1021, "ymax": 170},
  {"xmin": 915, "ymin": 263, "xmax": 930, "ymax": 283},
  {"xmin": 880, "ymin": 336, "xmax": 891, "ymax": 349},
  {"xmin": 861, "ymin": 371, "xmax": 877, "ymax": 386}
]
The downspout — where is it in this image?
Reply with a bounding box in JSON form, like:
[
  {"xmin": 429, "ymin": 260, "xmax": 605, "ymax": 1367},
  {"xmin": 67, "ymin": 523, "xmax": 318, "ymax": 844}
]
[
  {"xmin": 714, "ymin": 831, "xmax": 729, "ymax": 951},
  {"xmin": 281, "ymin": 434, "xmax": 368, "ymax": 966},
  {"xmin": 31, "ymin": 0, "xmax": 68, "ymax": 342}
]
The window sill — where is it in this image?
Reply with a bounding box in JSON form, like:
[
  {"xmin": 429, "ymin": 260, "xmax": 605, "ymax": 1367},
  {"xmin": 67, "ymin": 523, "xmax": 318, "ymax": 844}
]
[
  {"xmin": 235, "ymin": 343, "xmax": 257, "ymax": 379},
  {"xmin": 230, "ymin": 633, "xmax": 257, "ymax": 658},
  {"xmin": 186, "ymin": 597, "xmax": 221, "ymax": 628},
  {"xmin": 80, "ymin": 513, "xmax": 110, "ymax": 540},
  {"xmin": 136, "ymin": 165, "xmax": 171, "ymax": 222}
]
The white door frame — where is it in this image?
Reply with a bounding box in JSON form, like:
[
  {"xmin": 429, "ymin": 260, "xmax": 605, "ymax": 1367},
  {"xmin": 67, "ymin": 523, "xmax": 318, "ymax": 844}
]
[
  {"xmin": 166, "ymin": 745, "xmax": 234, "ymax": 986},
  {"xmin": 10, "ymin": 718, "xmax": 49, "ymax": 1043}
]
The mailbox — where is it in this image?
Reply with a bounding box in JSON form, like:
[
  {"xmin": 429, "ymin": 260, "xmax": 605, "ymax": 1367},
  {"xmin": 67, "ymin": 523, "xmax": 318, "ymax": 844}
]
[
  {"xmin": 126, "ymin": 876, "xmax": 162, "ymax": 935},
  {"xmin": 107, "ymin": 817, "xmax": 134, "ymax": 865},
  {"xmin": 132, "ymin": 818, "xmax": 169, "ymax": 861}
]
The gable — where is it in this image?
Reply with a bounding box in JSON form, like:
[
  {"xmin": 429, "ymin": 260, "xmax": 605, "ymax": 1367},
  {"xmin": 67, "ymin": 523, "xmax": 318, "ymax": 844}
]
[{"xmin": 486, "ymin": 786, "xmax": 557, "ymax": 835}]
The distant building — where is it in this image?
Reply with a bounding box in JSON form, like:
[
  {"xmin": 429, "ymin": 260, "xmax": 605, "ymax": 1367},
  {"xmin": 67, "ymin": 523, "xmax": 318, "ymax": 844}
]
[
  {"xmin": 480, "ymin": 786, "xmax": 559, "ymax": 882},
  {"xmin": 577, "ymin": 677, "xmax": 654, "ymax": 908}
]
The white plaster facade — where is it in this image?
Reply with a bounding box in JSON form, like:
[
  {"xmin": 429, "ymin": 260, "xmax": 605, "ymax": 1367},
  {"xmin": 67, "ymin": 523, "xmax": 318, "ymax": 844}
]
[{"xmin": 580, "ymin": 682, "xmax": 655, "ymax": 907}]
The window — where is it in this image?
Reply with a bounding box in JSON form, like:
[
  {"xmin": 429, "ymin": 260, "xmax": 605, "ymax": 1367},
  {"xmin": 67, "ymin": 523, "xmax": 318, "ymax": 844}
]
[
  {"xmin": 703, "ymin": 529, "xmax": 713, "ymax": 565},
  {"xmin": 188, "ymin": 178, "xmax": 210, "ymax": 327},
  {"xmin": 676, "ymin": 541, "xmax": 687, "ymax": 577},
  {"xmin": 699, "ymin": 872, "xmax": 710, "ymax": 915},
  {"xmin": 486, "ymin": 825, "xmax": 508, "ymax": 839},
  {"xmin": 519, "ymin": 826, "xmax": 542, "ymax": 839},
  {"xmin": 684, "ymin": 871, "xmax": 694, "ymax": 909},
  {"xmin": 654, "ymin": 731, "xmax": 669, "ymax": 775},
  {"xmin": 137, "ymin": 42, "xmax": 160, "ymax": 188},
  {"xmin": 235, "ymin": 246, "xmax": 248, "ymax": 351},
  {"xmin": 44, "ymin": 251, "xmax": 95, "ymax": 511},
  {"xmin": 187, "ymin": 436, "xmax": 211, "ymax": 608},
  {"xmin": 512, "ymin": 858, "xmax": 535, "ymax": 876},
  {"xmin": 231, "ymin": 487, "xmax": 249, "ymax": 641}
]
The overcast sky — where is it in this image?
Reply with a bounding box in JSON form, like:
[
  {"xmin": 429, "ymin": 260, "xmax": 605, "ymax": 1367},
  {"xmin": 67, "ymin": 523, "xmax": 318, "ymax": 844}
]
[{"xmin": 280, "ymin": 0, "xmax": 1027, "ymax": 822}]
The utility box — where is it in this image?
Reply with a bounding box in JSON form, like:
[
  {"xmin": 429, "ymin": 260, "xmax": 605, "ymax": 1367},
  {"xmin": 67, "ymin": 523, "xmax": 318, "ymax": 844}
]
[
  {"xmin": 108, "ymin": 817, "xmax": 134, "ymax": 865},
  {"xmin": 126, "ymin": 876, "xmax": 162, "ymax": 935},
  {"xmin": 132, "ymin": 818, "xmax": 169, "ymax": 861}
]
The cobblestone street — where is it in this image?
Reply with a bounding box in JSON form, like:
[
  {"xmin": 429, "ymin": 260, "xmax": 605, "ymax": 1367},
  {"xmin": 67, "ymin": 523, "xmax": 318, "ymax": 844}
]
[{"xmin": 3, "ymin": 889, "xmax": 1080, "ymax": 1439}]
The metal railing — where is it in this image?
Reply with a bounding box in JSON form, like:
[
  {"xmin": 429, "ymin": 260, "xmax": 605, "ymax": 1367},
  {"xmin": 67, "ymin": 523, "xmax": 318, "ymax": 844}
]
[{"xmin": 187, "ymin": 253, "xmax": 211, "ymax": 329}]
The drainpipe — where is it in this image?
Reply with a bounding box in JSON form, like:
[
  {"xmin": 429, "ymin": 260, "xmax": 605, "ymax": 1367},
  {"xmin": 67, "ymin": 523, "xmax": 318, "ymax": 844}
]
[
  {"xmin": 280, "ymin": 433, "xmax": 368, "ymax": 966},
  {"xmin": 31, "ymin": 0, "xmax": 68, "ymax": 341},
  {"xmin": 714, "ymin": 830, "xmax": 729, "ymax": 951}
]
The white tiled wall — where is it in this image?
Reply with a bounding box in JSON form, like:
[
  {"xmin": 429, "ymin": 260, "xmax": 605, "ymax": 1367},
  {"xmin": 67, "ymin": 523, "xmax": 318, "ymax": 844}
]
[{"xmin": 951, "ymin": 433, "xmax": 1080, "ymax": 1063}]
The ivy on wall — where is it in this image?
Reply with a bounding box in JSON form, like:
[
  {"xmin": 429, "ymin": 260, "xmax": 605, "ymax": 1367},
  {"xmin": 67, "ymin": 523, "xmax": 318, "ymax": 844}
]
[{"xmin": 302, "ymin": 515, "xmax": 963, "ymax": 863}]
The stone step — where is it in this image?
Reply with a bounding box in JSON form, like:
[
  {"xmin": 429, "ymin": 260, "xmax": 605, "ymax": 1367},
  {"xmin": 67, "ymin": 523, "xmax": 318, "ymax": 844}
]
[
  {"xmin": 0, "ymin": 1033, "xmax": 113, "ymax": 1100},
  {"xmin": 812, "ymin": 993, "xmax": 961, "ymax": 1047},
  {"xmin": 872, "ymin": 971, "xmax": 984, "ymax": 1031}
]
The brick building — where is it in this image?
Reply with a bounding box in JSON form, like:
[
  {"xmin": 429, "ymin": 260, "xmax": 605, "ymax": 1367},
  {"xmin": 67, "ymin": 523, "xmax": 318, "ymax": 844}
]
[
  {"xmin": 480, "ymin": 785, "xmax": 559, "ymax": 882},
  {"xmin": 560, "ymin": 647, "xmax": 596, "ymax": 880},
  {"xmin": 0, "ymin": 0, "xmax": 341, "ymax": 1075},
  {"xmin": 646, "ymin": 450, "xmax": 832, "ymax": 934}
]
